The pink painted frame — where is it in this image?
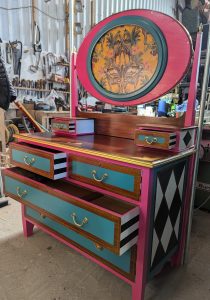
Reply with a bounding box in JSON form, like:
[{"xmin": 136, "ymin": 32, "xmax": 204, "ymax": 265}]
[
  {"xmin": 76, "ymin": 9, "xmax": 192, "ymax": 106},
  {"xmin": 15, "ymin": 135, "xmax": 196, "ymax": 300},
  {"xmin": 20, "ymin": 166, "xmax": 153, "ymax": 300},
  {"xmin": 71, "ymin": 52, "xmax": 77, "ymax": 118},
  {"xmin": 184, "ymin": 31, "xmax": 203, "ymax": 127}
]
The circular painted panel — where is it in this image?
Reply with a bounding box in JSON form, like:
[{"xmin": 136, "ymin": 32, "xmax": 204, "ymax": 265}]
[
  {"xmin": 76, "ymin": 10, "xmax": 192, "ymax": 106},
  {"xmin": 91, "ymin": 24, "xmax": 159, "ymax": 96}
]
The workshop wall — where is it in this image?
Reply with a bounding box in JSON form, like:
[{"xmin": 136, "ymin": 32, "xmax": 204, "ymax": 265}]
[
  {"xmin": 74, "ymin": 0, "xmax": 177, "ymax": 50},
  {"xmin": 0, "ymin": 0, "xmax": 65, "ymax": 54},
  {"xmin": 0, "ymin": 0, "xmax": 176, "ymax": 54}
]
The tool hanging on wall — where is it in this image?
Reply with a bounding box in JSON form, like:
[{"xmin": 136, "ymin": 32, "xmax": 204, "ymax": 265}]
[
  {"xmin": 9, "ymin": 40, "xmax": 22, "ymax": 78},
  {"xmin": 5, "ymin": 43, "xmax": 12, "ymax": 64},
  {"xmin": 29, "ymin": 22, "xmax": 42, "ymax": 72}
]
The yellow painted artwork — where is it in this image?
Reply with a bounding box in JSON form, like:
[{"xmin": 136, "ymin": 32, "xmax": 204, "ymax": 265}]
[{"xmin": 91, "ymin": 25, "xmax": 159, "ymax": 95}]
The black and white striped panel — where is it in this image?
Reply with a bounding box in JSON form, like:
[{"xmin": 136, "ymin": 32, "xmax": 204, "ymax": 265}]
[
  {"xmin": 53, "ymin": 153, "xmax": 67, "ymax": 180},
  {"xmin": 169, "ymin": 133, "xmax": 177, "ymax": 149},
  {"xmin": 120, "ymin": 208, "xmax": 139, "ymax": 255},
  {"xmin": 69, "ymin": 122, "xmax": 76, "ymax": 133}
]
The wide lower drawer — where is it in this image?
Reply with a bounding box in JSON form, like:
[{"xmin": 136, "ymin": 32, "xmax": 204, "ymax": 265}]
[
  {"xmin": 69, "ymin": 155, "xmax": 141, "ymax": 200},
  {"xmin": 3, "ymin": 168, "xmax": 139, "ymax": 255},
  {"xmin": 10, "ymin": 142, "xmax": 67, "ymax": 180},
  {"xmin": 135, "ymin": 129, "xmax": 176, "ymax": 150},
  {"xmin": 25, "ymin": 206, "xmax": 137, "ymax": 281}
]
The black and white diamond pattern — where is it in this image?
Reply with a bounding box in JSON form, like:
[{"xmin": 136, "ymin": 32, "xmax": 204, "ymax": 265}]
[
  {"xmin": 150, "ymin": 161, "xmax": 186, "ymax": 271},
  {"xmin": 179, "ymin": 128, "xmax": 196, "ymax": 150},
  {"xmin": 183, "ymin": 131, "xmax": 192, "ymax": 147}
]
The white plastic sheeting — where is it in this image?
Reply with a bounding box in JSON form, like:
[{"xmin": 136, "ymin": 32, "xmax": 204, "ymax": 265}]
[
  {"xmin": 0, "ymin": 0, "xmax": 66, "ymax": 54},
  {"xmin": 74, "ymin": 0, "xmax": 176, "ymax": 50}
]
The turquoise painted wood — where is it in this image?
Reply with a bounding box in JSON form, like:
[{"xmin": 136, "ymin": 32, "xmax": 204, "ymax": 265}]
[
  {"xmin": 138, "ymin": 135, "xmax": 165, "ymax": 144},
  {"xmin": 26, "ymin": 207, "xmax": 132, "ymax": 273},
  {"xmin": 72, "ymin": 161, "xmax": 135, "ymax": 192},
  {"xmin": 12, "ymin": 149, "xmax": 50, "ymax": 172},
  {"xmin": 4, "ymin": 176, "xmax": 115, "ymax": 245}
]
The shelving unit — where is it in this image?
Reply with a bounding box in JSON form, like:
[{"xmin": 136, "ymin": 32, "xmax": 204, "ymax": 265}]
[{"xmin": 14, "ymin": 86, "xmax": 70, "ymax": 94}]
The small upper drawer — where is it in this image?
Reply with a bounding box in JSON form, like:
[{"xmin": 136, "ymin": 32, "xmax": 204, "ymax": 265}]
[
  {"xmin": 10, "ymin": 142, "xmax": 67, "ymax": 180},
  {"xmin": 135, "ymin": 129, "xmax": 176, "ymax": 150},
  {"xmin": 3, "ymin": 168, "xmax": 140, "ymax": 256},
  {"xmin": 69, "ymin": 156, "xmax": 141, "ymax": 201}
]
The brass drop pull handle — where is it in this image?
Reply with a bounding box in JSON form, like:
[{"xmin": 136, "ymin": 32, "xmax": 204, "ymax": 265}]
[
  {"xmin": 16, "ymin": 187, "xmax": 28, "ymax": 198},
  {"xmin": 94, "ymin": 243, "xmax": 103, "ymax": 251},
  {"xmin": 24, "ymin": 155, "xmax": 36, "ymax": 166},
  {"xmin": 145, "ymin": 136, "xmax": 157, "ymax": 145},
  {"xmin": 71, "ymin": 212, "xmax": 88, "ymax": 228},
  {"xmin": 91, "ymin": 170, "xmax": 108, "ymax": 182},
  {"xmin": 40, "ymin": 213, "xmax": 46, "ymax": 219}
]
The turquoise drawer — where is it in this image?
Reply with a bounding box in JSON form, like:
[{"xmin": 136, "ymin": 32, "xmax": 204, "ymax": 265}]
[
  {"xmin": 3, "ymin": 168, "xmax": 139, "ymax": 256},
  {"xmin": 69, "ymin": 155, "xmax": 141, "ymax": 200},
  {"xmin": 25, "ymin": 206, "xmax": 136, "ymax": 281},
  {"xmin": 135, "ymin": 129, "xmax": 176, "ymax": 150},
  {"xmin": 10, "ymin": 142, "xmax": 67, "ymax": 180}
]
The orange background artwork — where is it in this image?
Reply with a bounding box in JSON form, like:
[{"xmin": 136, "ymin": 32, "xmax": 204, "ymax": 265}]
[{"xmin": 91, "ymin": 24, "xmax": 159, "ymax": 95}]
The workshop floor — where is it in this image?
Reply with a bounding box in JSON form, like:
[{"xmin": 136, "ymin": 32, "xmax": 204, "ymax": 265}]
[{"xmin": 0, "ymin": 198, "xmax": 210, "ymax": 300}]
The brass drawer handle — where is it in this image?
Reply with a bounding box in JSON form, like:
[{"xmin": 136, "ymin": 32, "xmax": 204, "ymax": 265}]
[
  {"xmin": 91, "ymin": 170, "xmax": 108, "ymax": 182},
  {"xmin": 145, "ymin": 136, "xmax": 157, "ymax": 145},
  {"xmin": 16, "ymin": 187, "xmax": 28, "ymax": 198},
  {"xmin": 53, "ymin": 123, "xmax": 67, "ymax": 130},
  {"xmin": 71, "ymin": 212, "xmax": 88, "ymax": 228},
  {"xmin": 24, "ymin": 155, "xmax": 36, "ymax": 166},
  {"xmin": 40, "ymin": 213, "xmax": 46, "ymax": 219},
  {"xmin": 94, "ymin": 243, "xmax": 103, "ymax": 251}
]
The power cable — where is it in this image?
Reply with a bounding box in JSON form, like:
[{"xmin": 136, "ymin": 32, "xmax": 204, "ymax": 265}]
[
  {"xmin": 194, "ymin": 194, "xmax": 210, "ymax": 212},
  {"xmin": 0, "ymin": 5, "xmax": 65, "ymax": 21}
]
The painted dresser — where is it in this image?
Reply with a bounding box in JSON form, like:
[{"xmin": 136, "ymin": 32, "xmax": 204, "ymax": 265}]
[{"xmin": 3, "ymin": 9, "xmax": 202, "ymax": 300}]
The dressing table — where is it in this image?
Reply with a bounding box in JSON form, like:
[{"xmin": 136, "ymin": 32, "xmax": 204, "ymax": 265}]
[{"xmin": 3, "ymin": 10, "xmax": 201, "ymax": 300}]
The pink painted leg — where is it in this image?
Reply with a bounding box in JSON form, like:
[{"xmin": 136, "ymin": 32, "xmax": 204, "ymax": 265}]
[
  {"xmin": 132, "ymin": 168, "xmax": 153, "ymax": 300},
  {"xmin": 21, "ymin": 204, "xmax": 34, "ymax": 237}
]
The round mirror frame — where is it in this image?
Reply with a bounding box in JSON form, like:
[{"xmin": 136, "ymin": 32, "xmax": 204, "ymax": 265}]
[{"xmin": 76, "ymin": 10, "xmax": 192, "ymax": 106}]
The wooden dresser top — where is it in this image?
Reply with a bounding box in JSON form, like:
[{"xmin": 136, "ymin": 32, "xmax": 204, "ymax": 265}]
[{"xmin": 14, "ymin": 132, "xmax": 195, "ymax": 168}]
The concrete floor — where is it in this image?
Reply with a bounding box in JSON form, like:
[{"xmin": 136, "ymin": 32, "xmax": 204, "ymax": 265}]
[{"xmin": 0, "ymin": 198, "xmax": 210, "ymax": 300}]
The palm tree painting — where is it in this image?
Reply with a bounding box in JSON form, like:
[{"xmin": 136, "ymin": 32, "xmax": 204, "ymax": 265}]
[{"xmin": 91, "ymin": 24, "xmax": 159, "ymax": 95}]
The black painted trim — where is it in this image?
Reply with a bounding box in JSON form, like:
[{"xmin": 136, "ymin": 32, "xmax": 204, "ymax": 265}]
[
  {"xmin": 121, "ymin": 215, "xmax": 139, "ymax": 233},
  {"xmin": 120, "ymin": 229, "xmax": 139, "ymax": 247}
]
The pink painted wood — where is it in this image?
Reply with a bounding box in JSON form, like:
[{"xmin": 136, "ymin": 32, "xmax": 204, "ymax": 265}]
[
  {"xmin": 9, "ymin": 171, "xmax": 125, "ymax": 218},
  {"xmin": 22, "ymin": 208, "xmax": 133, "ymax": 286},
  {"xmin": 184, "ymin": 32, "xmax": 203, "ymax": 127},
  {"xmin": 20, "ymin": 167, "xmax": 152, "ymax": 299},
  {"xmin": 71, "ymin": 52, "xmax": 78, "ymax": 117},
  {"xmin": 67, "ymin": 177, "xmax": 140, "ymax": 205},
  {"xmin": 21, "ymin": 204, "xmax": 34, "ymax": 237},
  {"xmin": 131, "ymin": 168, "xmax": 152, "ymax": 300},
  {"xmin": 76, "ymin": 10, "xmax": 192, "ymax": 106}
]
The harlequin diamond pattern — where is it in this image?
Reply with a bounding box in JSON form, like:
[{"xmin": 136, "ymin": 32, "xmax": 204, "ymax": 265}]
[
  {"xmin": 179, "ymin": 129, "xmax": 195, "ymax": 150},
  {"xmin": 150, "ymin": 161, "xmax": 186, "ymax": 271},
  {"xmin": 183, "ymin": 131, "xmax": 192, "ymax": 147}
]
